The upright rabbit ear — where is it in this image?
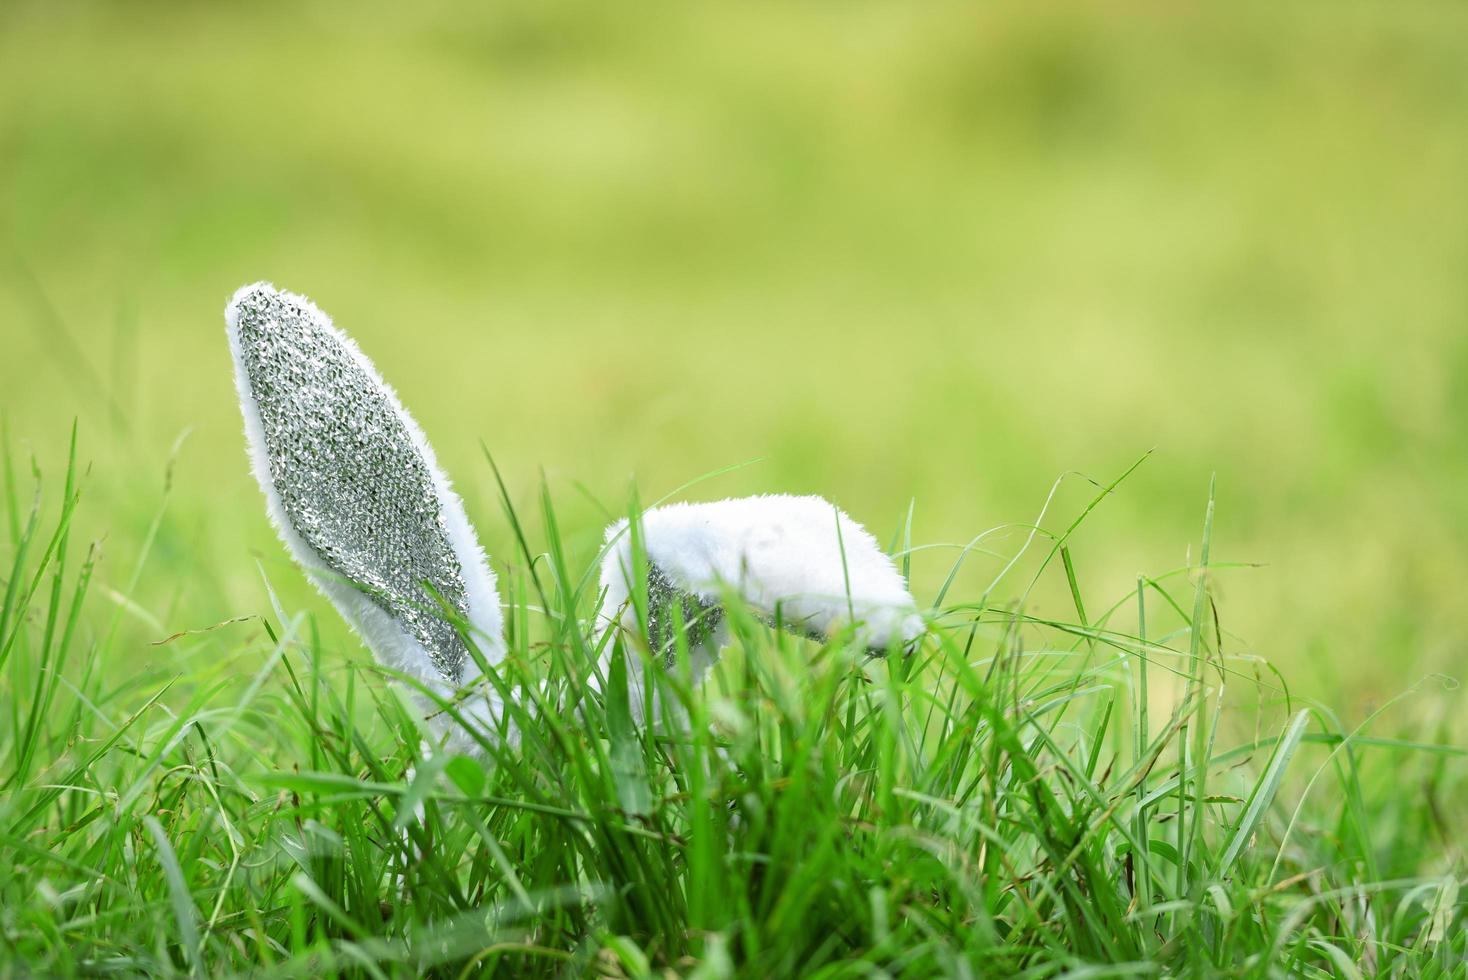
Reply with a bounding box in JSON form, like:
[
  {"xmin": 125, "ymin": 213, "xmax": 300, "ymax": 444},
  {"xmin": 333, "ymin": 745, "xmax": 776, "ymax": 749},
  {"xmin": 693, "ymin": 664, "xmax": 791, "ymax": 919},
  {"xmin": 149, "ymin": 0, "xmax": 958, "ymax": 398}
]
[{"xmin": 225, "ymin": 282, "xmax": 505, "ymax": 705}]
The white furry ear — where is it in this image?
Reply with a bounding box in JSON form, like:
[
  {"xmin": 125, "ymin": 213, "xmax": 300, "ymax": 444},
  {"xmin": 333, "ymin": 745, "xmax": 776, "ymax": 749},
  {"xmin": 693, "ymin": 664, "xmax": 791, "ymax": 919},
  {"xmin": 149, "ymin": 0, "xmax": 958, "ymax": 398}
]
[
  {"xmin": 225, "ymin": 282, "xmax": 507, "ymax": 746},
  {"xmin": 597, "ymin": 494, "xmax": 924, "ymax": 711}
]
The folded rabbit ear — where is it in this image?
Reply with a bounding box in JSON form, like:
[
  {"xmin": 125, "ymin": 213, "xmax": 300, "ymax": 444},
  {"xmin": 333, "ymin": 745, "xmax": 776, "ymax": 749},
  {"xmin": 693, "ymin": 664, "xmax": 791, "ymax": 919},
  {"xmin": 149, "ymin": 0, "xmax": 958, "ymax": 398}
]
[
  {"xmin": 225, "ymin": 282, "xmax": 505, "ymax": 695},
  {"xmin": 599, "ymin": 494, "xmax": 925, "ymax": 658}
]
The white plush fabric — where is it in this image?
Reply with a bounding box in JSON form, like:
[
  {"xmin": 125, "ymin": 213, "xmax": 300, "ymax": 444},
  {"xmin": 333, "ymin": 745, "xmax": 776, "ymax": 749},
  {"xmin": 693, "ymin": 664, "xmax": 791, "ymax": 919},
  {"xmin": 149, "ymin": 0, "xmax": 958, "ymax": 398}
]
[
  {"xmin": 225, "ymin": 282, "xmax": 508, "ymax": 752},
  {"xmin": 597, "ymin": 495, "xmax": 923, "ymax": 720}
]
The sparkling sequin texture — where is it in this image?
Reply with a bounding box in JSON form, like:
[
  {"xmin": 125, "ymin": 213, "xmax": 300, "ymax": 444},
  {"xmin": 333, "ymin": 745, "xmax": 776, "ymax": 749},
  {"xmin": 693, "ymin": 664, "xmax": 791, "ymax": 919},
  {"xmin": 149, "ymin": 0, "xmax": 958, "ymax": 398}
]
[
  {"xmin": 645, "ymin": 562, "xmax": 722, "ymax": 666},
  {"xmin": 233, "ymin": 289, "xmax": 470, "ymax": 681}
]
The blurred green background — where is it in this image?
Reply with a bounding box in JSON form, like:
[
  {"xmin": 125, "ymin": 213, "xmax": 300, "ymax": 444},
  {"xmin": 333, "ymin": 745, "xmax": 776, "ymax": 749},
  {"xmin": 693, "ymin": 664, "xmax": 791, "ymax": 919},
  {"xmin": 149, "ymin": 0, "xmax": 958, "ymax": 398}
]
[{"xmin": 2, "ymin": 2, "xmax": 1466, "ymax": 721}]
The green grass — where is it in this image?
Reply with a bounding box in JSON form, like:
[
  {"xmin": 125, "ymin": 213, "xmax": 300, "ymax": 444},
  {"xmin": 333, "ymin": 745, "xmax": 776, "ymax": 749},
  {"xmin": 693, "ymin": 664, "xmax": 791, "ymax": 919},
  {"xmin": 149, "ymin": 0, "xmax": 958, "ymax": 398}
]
[
  {"xmin": 2, "ymin": 2, "xmax": 1467, "ymax": 973},
  {"xmin": 2, "ymin": 433, "xmax": 1462, "ymax": 977}
]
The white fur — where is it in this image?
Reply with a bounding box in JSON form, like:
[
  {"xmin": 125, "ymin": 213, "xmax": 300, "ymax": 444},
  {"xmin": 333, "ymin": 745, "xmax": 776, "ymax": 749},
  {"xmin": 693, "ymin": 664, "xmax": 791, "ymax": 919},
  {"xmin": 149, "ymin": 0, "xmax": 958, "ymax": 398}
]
[
  {"xmin": 596, "ymin": 495, "xmax": 924, "ymax": 721},
  {"xmin": 225, "ymin": 282, "xmax": 508, "ymax": 752}
]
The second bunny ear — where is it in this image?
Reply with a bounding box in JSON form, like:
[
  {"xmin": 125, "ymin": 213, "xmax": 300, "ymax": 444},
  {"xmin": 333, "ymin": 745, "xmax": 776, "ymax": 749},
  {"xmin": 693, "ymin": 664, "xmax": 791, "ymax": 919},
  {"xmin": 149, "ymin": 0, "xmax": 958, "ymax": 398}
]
[
  {"xmin": 226, "ymin": 283, "xmax": 505, "ymax": 695},
  {"xmin": 598, "ymin": 495, "xmax": 925, "ymax": 659}
]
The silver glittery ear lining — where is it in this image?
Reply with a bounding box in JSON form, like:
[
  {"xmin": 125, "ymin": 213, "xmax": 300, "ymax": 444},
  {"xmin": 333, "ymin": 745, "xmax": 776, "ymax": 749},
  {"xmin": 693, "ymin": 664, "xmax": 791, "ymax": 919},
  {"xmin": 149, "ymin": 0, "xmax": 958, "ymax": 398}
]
[
  {"xmin": 645, "ymin": 561, "xmax": 723, "ymax": 666},
  {"xmin": 231, "ymin": 287, "xmax": 471, "ymax": 682}
]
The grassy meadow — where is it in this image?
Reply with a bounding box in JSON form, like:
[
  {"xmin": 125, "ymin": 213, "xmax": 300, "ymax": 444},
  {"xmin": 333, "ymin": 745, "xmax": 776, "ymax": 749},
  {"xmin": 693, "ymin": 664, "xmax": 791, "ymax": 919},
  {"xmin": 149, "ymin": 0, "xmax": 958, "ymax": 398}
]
[{"xmin": 2, "ymin": 2, "xmax": 1466, "ymax": 975}]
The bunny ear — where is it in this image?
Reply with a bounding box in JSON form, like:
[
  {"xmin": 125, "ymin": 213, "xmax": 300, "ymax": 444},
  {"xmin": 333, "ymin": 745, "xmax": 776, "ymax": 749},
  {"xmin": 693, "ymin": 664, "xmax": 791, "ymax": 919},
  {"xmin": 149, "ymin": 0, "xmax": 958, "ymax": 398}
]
[
  {"xmin": 225, "ymin": 282, "xmax": 505, "ymax": 695},
  {"xmin": 600, "ymin": 494, "xmax": 924, "ymax": 659}
]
